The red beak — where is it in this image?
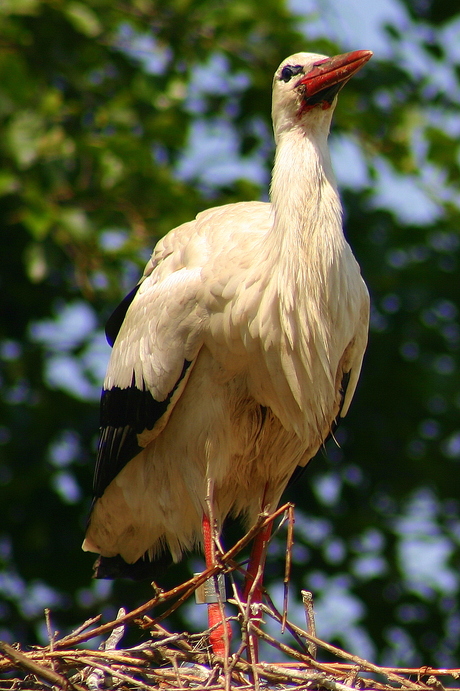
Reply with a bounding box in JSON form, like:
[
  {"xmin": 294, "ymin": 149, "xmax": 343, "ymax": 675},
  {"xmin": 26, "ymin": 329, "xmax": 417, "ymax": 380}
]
[{"xmin": 298, "ymin": 50, "xmax": 373, "ymax": 102}]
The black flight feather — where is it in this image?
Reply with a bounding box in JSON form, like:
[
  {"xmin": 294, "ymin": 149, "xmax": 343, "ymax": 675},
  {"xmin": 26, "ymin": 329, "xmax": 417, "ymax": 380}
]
[
  {"xmin": 93, "ymin": 550, "xmax": 173, "ymax": 581},
  {"xmin": 105, "ymin": 285, "xmax": 140, "ymax": 347},
  {"xmin": 94, "ymin": 360, "xmax": 192, "ymax": 498}
]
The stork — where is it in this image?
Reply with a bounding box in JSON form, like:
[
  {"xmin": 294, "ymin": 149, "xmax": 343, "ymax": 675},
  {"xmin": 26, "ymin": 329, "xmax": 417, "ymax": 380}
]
[{"xmin": 83, "ymin": 49, "xmax": 372, "ymax": 657}]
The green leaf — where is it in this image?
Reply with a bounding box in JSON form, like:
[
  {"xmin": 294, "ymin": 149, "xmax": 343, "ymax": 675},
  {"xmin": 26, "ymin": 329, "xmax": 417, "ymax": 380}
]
[
  {"xmin": 0, "ymin": 171, "xmax": 19, "ymax": 195},
  {"xmin": 22, "ymin": 205, "xmax": 54, "ymax": 239},
  {"xmin": 100, "ymin": 151, "xmax": 124, "ymax": 189},
  {"xmin": 59, "ymin": 207, "xmax": 91, "ymax": 239},
  {"xmin": 64, "ymin": 2, "xmax": 102, "ymax": 37},
  {"xmin": 24, "ymin": 242, "xmax": 47, "ymax": 282},
  {"xmin": 6, "ymin": 111, "xmax": 44, "ymax": 168},
  {"xmin": 0, "ymin": 0, "xmax": 40, "ymax": 15}
]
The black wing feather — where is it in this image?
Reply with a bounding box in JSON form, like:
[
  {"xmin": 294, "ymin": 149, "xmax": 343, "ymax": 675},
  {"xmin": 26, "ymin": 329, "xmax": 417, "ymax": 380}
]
[
  {"xmin": 94, "ymin": 361, "xmax": 192, "ymax": 498},
  {"xmin": 105, "ymin": 285, "xmax": 140, "ymax": 347},
  {"xmin": 88, "ymin": 285, "xmax": 192, "ymax": 579},
  {"xmin": 92, "ymin": 551, "xmax": 173, "ymax": 581}
]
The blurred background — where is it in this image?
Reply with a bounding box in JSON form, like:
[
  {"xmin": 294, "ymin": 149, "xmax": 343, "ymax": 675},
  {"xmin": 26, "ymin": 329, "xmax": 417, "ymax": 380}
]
[{"xmin": 1, "ymin": 0, "xmax": 460, "ymax": 668}]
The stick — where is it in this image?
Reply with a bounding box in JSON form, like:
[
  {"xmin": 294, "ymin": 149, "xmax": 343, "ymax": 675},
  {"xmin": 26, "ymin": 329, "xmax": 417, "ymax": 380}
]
[
  {"xmin": 282, "ymin": 504, "xmax": 295, "ymax": 633},
  {"xmin": 301, "ymin": 590, "xmax": 317, "ymax": 658},
  {"xmin": 0, "ymin": 641, "xmax": 86, "ymax": 691}
]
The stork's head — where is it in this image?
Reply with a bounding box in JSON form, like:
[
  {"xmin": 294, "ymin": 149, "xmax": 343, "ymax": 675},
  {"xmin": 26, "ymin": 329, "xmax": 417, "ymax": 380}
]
[{"xmin": 272, "ymin": 50, "xmax": 372, "ymax": 139}]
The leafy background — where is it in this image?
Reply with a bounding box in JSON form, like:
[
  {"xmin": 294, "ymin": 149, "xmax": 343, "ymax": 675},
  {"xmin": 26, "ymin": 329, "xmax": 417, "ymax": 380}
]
[{"xmin": 2, "ymin": 0, "xmax": 460, "ymax": 666}]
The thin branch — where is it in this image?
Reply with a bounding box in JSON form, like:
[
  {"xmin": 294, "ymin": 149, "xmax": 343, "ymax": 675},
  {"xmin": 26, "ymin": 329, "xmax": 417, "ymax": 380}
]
[
  {"xmin": 278, "ymin": 617, "xmax": 430, "ymax": 690},
  {"xmin": 301, "ymin": 590, "xmax": 317, "ymax": 658},
  {"xmin": 0, "ymin": 641, "xmax": 86, "ymax": 691},
  {"xmin": 282, "ymin": 504, "xmax": 295, "ymax": 633}
]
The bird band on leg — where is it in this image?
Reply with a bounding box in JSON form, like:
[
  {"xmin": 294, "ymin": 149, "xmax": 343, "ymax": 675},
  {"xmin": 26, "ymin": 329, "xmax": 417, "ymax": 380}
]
[{"xmin": 194, "ymin": 572, "xmax": 227, "ymax": 604}]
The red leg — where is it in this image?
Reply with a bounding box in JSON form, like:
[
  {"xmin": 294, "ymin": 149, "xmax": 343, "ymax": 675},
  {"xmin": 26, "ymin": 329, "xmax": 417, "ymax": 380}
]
[
  {"xmin": 243, "ymin": 520, "xmax": 273, "ymax": 602},
  {"xmin": 202, "ymin": 513, "xmax": 231, "ymax": 656},
  {"xmin": 242, "ymin": 519, "xmax": 274, "ymax": 663}
]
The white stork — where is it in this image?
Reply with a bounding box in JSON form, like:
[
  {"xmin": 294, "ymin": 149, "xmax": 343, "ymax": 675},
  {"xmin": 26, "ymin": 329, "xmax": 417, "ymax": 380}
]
[{"xmin": 83, "ymin": 49, "xmax": 372, "ymax": 656}]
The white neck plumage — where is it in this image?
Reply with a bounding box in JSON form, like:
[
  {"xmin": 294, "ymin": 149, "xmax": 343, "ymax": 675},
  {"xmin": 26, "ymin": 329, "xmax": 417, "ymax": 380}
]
[
  {"xmin": 266, "ymin": 121, "xmax": 348, "ymax": 316},
  {"xmin": 269, "ymin": 124, "xmax": 343, "ymax": 257}
]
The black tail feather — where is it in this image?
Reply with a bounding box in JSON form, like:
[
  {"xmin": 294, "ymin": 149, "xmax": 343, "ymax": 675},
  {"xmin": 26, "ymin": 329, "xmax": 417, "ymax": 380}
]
[{"xmin": 93, "ymin": 550, "xmax": 173, "ymax": 581}]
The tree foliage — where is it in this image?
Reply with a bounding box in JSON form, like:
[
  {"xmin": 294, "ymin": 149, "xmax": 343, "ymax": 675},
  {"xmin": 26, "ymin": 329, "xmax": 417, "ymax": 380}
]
[{"xmin": 2, "ymin": 0, "xmax": 460, "ymax": 666}]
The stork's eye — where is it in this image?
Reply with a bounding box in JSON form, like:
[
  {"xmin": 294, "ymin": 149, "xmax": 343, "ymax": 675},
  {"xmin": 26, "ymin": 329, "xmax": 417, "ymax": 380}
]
[{"xmin": 280, "ymin": 64, "xmax": 304, "ymax": 82}]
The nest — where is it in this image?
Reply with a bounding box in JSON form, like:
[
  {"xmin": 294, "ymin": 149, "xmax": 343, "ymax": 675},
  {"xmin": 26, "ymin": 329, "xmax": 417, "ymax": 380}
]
[{"xmin": 1, "ymin": 506, "xmax": 460, "ymax": 691}]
